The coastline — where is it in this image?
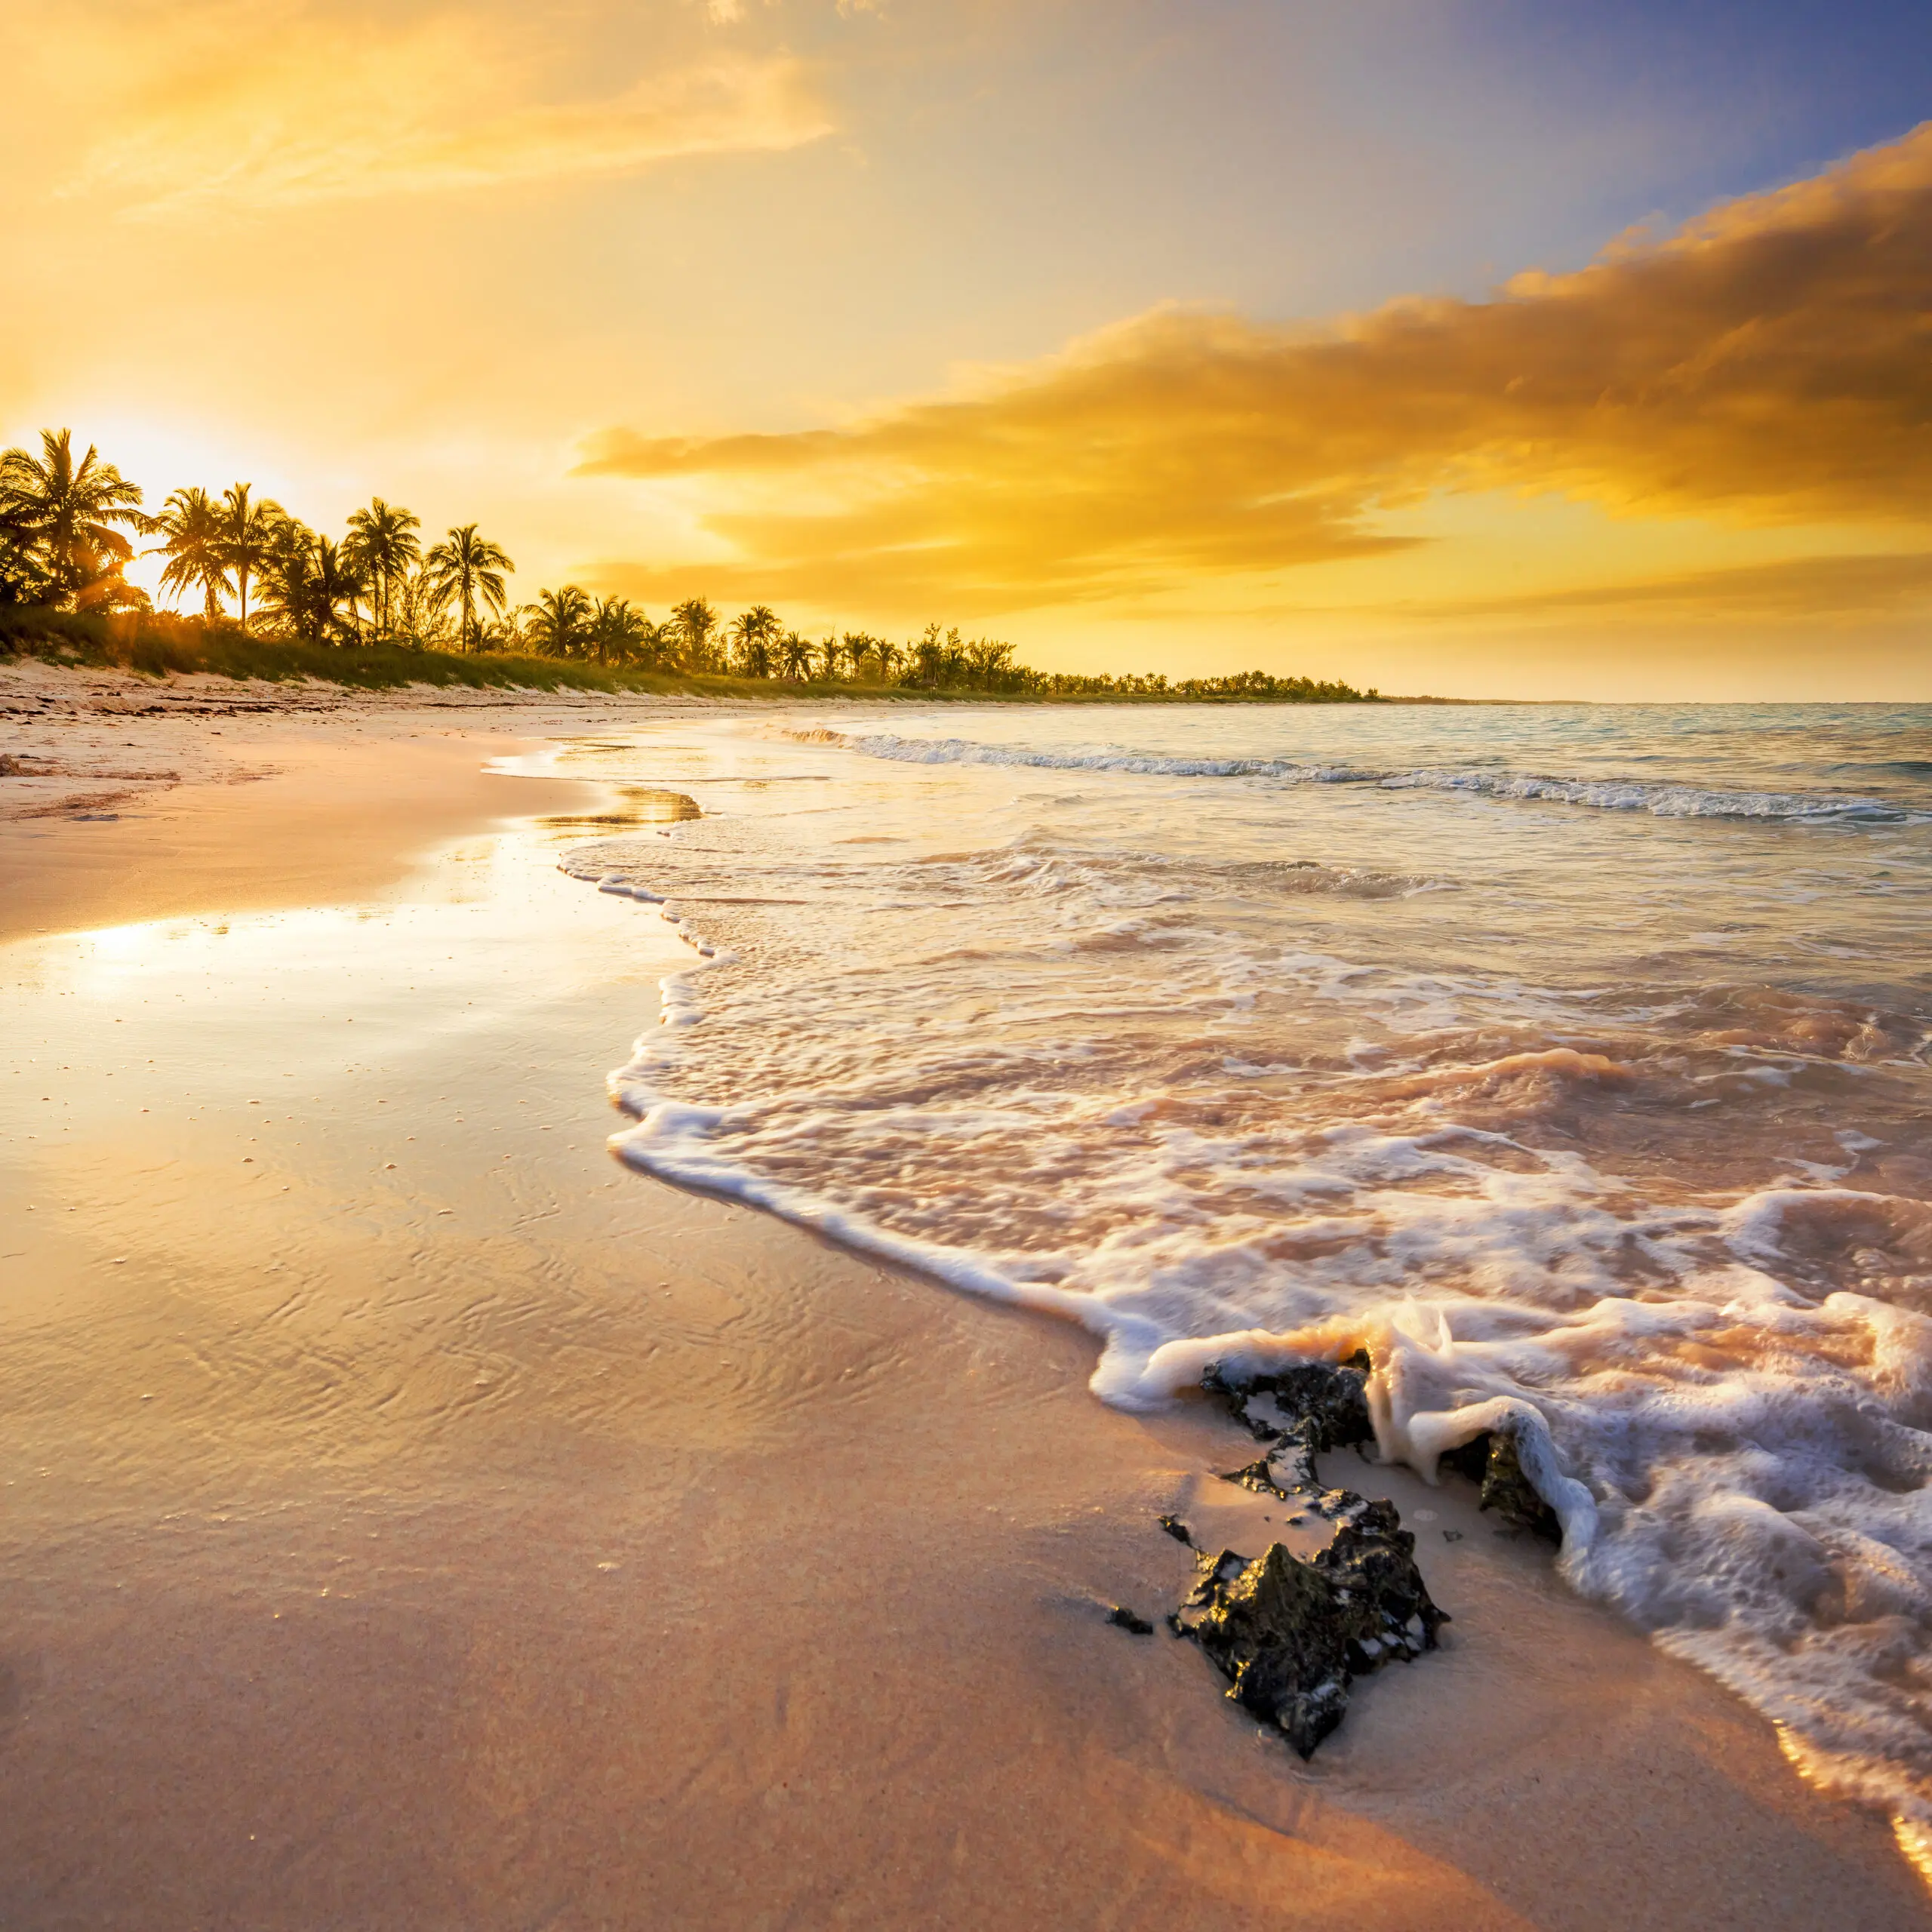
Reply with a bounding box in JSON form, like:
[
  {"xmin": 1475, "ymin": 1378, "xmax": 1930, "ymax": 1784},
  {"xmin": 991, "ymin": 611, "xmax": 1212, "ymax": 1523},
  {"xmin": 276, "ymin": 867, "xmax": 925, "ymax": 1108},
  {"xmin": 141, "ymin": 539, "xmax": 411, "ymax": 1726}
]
[{"xmin": 2, "ymin": 666, "xmax": 1925, "ymax": 1926}]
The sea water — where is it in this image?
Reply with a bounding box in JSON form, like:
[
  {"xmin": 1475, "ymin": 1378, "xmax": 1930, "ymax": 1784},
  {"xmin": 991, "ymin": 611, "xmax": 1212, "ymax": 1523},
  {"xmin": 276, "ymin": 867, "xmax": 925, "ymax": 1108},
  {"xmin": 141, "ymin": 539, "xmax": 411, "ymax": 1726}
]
[{"xmin": 555, "ymin": 700, "xmax": 1932, "ymax": 1841}]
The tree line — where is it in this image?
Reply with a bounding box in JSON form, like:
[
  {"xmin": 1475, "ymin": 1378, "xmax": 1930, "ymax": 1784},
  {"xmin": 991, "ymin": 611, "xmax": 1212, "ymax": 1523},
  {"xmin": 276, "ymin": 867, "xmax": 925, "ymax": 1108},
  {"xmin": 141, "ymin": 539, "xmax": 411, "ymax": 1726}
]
[
  {"xmin": 0, "ymin": 429, "xmax": 512, "ymax": 653},
  {"xmin": 0, "ymin": 428, "xmax": 1380, "ymax": 700}
]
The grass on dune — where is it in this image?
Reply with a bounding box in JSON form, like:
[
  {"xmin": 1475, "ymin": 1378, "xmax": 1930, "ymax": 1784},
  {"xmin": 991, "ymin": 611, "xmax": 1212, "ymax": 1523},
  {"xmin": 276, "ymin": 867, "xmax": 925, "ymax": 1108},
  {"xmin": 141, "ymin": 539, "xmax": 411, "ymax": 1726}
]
[
  {"xmin": 0, "ymin": 606, "xmax": 1401, "ymax": 703},
  {"xmin": 0, "ymin": 607, "xmax": 918, "ymax": 700}
]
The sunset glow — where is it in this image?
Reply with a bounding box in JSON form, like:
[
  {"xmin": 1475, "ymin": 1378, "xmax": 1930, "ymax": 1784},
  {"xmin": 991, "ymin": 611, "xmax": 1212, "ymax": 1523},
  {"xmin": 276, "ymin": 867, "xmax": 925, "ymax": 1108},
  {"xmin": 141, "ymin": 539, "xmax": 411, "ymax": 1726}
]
[{"xmin": 5, "ymin": 0, "xmax": 1929, "ymax": 697}]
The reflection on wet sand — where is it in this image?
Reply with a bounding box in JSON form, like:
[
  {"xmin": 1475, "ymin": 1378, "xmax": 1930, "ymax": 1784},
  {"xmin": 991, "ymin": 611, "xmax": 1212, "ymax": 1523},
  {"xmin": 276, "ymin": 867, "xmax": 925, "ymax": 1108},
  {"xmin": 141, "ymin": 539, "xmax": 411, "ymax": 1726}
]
[
  {"xmin": 540, "ymin": 788, "xmax": 703, "ymax": 832},
  {"xmin": 2, "ymin": 786, "xmax": 1927, "ymax": 1927}
]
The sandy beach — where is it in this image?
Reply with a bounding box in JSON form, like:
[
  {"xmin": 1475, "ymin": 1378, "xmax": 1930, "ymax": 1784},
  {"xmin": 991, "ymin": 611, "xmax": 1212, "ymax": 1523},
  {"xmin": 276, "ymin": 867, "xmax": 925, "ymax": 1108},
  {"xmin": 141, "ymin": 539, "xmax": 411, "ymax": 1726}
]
[{"xmin": 3, "ymin": 663, "xmax": 1927, "ymax": 1930}]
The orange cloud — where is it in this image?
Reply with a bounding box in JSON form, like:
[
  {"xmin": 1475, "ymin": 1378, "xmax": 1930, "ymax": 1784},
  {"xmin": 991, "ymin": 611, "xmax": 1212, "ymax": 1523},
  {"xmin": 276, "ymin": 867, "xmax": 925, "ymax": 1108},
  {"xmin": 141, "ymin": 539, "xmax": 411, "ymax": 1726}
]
[
  {"xmin": 579, "ymin": 122, "xmax": 1932, "ymax": 615},
  {"xmin": 1421, "ymin": 550, "xmax": 1932, "ymax": 622}
]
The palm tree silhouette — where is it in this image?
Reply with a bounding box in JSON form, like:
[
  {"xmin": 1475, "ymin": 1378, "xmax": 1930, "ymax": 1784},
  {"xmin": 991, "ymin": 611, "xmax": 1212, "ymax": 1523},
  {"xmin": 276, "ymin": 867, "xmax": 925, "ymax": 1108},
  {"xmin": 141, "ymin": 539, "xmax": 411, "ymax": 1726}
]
[
  {"xmin": 345, "ymin": 499, "xmax": 422, "ymax": 641},
  {"xmin": 257, "ymin": 521, "xmax": 323, "ymax": 641},
  {"xmin": 255, "ymin": 524, "xmax": 359, "ymax": 644},
  {"xmin": 530, "ymin": 584, "xmax": 593, "ymax": 657},
  {"xmin": 217, "ymin": 484, "xmax": 285, "ymax": 633},
  {"xmin": 315, "ymin": 537, "xmax": 366, "ymax": 642},
  {"xmin": 0, "ymin": 511, "xmax": 45, "ymax": 605},
  {"xmin": 589, "ymin": 595, "xmax": 646, "ymax": 664},
  {"xmin": 728, "ymin": 604, "xmax": 780, "ymax": 677},
  {"xmin": 636, "ymin": 616, "xmax": 675, "ymax": 666},
  {"xmin": 151, "ymin": 487, "xmax": 233, "ymax": 619},
  {"xmin": 778, "ymin": 630, "xmax": 813, "ymax": 681},
  {"xmin": 0, "ymin": 429, "xmax": 151, "ymax": 609},
  {"xmin": 670, "ymin": 597, "xmax": 719, "ymax": 670},
  {"xmin": 425, "ymin": 525, "xmax": 513, "ymax": 652}
]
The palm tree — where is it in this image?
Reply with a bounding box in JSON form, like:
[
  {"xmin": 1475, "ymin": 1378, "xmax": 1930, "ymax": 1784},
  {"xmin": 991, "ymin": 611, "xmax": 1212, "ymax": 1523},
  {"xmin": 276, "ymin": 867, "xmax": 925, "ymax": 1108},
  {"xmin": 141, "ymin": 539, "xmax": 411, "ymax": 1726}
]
[
  {"xmin": 528, "ymin": 584, "xmax": 592, "ymax": 657},
  {"xmin": 344, "ymin": 498, "xmax": 421, "ymax": 640},
  {"xmin": 217, "ymin": 484, "xmax": 284, "ymax": 633},
  {"xmin": 728, "ymin": 604, "xmax": 780, "ymax": 677},
  {"xmin": 424, "ymin": 525, "xmax": 513, "ymax": 651},
  {"xmin": 0, "ymin": 429, "xmax": 151, "ymax": 608},
  {"xmin": 256, "ymin": 523, "xmax": 358, "ymax": 645},
  {"xmin": 589, "ymin": 595, "xmax": 646, "ymax": 665},
  {"xmin": 778, "ymin": 630, "xmax": 814, "ymax": 681},
  {"xmin": 670, "ymin": 597, "xmax": 719, "ymax": 670},
  {"xmin": 1, "ymin": 493, "xmax": 53, "ymax": 606},
  {"xmin": 316, "ymin": 537, "xmax": 367, "ymax": 643},
  {"xmin": 816, "ymin": 635, "xmax": 844, "ymax": 681},
  {"xmin": 636, "ymin": 616, "xmax": 675, "ymax": 667},
  {"xmin": 256, "ymin": 521, "xmax": 325, "ymax": 642},
  {"xmin": 874, "ymin": 638, "xmax": 903, "ymax": 683},
  {"xmin": 150, "ymin": 487, "xmax": 233, "ymax": 620}
]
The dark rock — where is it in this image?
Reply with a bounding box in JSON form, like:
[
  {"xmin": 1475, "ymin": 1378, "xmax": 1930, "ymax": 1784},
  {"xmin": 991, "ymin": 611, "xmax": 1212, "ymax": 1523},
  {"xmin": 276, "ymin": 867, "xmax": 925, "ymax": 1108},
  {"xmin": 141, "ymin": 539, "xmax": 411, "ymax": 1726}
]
[
  {"xmin": 1106, "ymin": 1604, "xmax": 1155, "ymax": 1635},
  {"xmin": 1174, "ymin": 1504, "xmax": 1447, "ymax": 1758},
  {"xmin": 1440, "ymin": 1430, "xmax": 1561, "ymax": 1541},
  {"xmin": 1177, "ymin": 1352, "xmax": 1450, "ymax": 1756},
  {"xmin": 1157, "ymin": 1514, "xmax": 1194, "ymax": 1546},
  {"xmin": 1217, "ymin": 1452, "xmax": 1300, "ymax": 1500},
  {"xmin": 1208, "ymin": 1352, "xmax": 1377, "ymax": 1501}
]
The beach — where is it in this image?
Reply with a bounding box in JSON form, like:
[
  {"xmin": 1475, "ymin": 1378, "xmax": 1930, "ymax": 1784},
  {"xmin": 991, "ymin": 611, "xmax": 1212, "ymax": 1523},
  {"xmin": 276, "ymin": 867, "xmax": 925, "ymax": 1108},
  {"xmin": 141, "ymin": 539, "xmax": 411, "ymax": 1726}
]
[{"xmin": 3, "ymin": 663, "xmax": 1928, "ymax": 1929}]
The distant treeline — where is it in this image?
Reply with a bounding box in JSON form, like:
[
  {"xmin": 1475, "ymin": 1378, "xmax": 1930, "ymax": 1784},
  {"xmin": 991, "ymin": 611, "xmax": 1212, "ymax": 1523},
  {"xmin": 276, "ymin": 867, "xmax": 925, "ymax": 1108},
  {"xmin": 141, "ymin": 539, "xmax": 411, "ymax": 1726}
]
[{"xmin": 0, "ymin": 428, "xmax": 1382, "ymax": 703}]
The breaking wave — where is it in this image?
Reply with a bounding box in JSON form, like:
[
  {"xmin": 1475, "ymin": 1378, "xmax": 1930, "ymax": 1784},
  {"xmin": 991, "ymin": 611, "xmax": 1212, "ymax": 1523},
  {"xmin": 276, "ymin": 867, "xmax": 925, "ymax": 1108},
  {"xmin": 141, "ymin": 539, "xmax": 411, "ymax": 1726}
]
[
  {"xmin": 802, "ymin": 728, "xmax": 1923, "ymax": 823},
  {"xmin": 565, "ymin": 699, "xmax": 1932, "ymax": 1844}
]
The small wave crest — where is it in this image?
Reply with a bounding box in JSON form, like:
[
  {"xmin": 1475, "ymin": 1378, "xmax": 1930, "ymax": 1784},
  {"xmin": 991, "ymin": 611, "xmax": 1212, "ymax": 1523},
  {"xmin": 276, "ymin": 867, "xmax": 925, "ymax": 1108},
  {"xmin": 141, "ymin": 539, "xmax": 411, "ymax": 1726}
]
[{"xmin": 811, "ymin": 728, "xmax": 1919, "ymax": 824}]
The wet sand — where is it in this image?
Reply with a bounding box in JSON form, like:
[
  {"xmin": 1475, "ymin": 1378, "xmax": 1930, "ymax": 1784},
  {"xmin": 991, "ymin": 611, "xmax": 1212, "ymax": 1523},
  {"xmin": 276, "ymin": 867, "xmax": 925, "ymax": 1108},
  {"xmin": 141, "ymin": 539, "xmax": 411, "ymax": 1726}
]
[{"xmin": 2, "ymin": 675, "xmax": 1926, "ymax": 1927}]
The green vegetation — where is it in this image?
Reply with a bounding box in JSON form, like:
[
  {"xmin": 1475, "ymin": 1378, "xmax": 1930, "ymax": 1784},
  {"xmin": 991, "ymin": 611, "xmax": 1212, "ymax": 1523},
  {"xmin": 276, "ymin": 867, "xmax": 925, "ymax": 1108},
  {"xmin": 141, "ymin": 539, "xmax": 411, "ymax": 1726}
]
[{"xmin": 1, "ymin": 427, "xmax": 1382, "ymax": 702}]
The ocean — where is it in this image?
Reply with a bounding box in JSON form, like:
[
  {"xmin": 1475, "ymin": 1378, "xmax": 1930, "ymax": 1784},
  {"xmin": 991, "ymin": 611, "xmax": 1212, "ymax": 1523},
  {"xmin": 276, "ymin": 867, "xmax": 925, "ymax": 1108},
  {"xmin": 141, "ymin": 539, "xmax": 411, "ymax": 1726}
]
[{"xmin": 555, "ymin": 699, "xmax": 1932, "ymax": 1841}]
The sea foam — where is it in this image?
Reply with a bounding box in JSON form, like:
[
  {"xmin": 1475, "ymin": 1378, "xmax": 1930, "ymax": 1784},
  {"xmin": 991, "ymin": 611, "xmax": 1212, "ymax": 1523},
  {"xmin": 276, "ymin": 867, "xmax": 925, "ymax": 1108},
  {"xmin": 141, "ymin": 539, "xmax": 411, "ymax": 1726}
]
[
  {"xmin": 564, "ymin": 700, "xmax": 1932, "ymax": 1838},
  {"xmin": 808, "ymin": 727, "xmax": 1925, "ymax": 823}
]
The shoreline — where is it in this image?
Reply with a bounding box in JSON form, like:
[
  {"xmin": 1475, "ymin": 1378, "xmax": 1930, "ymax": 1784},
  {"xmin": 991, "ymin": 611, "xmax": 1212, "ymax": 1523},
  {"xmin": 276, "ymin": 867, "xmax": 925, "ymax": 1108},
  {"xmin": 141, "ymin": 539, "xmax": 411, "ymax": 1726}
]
[{"xmin": 2, "ymin": 680, "xmax": 1926, "ymax": 1925}]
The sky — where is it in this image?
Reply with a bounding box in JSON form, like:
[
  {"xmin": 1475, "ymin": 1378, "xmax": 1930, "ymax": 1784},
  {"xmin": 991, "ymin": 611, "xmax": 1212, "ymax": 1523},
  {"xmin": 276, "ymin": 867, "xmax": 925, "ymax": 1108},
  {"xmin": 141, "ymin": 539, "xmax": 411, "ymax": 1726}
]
[{"xmin": 2, "ymin": 0, "xmax": 1929, "ymax": 698}]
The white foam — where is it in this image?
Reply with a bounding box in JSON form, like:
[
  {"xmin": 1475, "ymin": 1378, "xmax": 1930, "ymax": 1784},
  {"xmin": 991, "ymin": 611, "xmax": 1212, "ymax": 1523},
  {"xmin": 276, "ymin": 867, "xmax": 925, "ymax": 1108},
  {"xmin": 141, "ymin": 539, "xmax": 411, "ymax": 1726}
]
[
  {"xmin": 814, "ymin": 728, "xmax": 1922, "ymax": 824},
  {"xmin": 565, "ymin": 702, "xmax": 1932, "ymax": 1838}
]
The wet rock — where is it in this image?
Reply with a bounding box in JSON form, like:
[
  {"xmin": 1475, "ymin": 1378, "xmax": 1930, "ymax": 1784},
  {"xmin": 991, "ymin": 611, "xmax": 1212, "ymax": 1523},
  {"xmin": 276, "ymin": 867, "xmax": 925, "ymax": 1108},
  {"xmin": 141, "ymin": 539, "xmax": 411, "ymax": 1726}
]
[
  {"xmin": 1174, "ymin": 1502, "xmax": 1447, "ymax": 1758},
  {"xmin": 1157, "ymin": 1514, "xmax": 1195, "ymax": 1546},
  {"xmin": 1106, "ymin": 1604, "xmax": 1155, "ymax": 1635},
  {"xmin": 1440, "ymin": 1429, "xmax": 1561, "ymax": 1541},
  {"xmin": 1176, "ymin": 1352, "xmax": 1450, "ymax": 1755},
  {"xmin": 1207, "ymin": 1352, "xmax": 1376, "ymax": 1503}
]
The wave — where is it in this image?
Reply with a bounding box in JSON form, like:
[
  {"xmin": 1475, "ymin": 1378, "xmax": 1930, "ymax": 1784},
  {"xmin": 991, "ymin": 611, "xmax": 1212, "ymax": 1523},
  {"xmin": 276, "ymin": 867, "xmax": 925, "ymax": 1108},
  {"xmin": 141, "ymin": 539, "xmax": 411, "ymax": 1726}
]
[
  {"xmin": 573, "ymin": 706, "xmax": 1932, "ymax": 1849},
  {"xmin": 804, "ymin": 729, "xmax": 1920, "ymax": 823}
]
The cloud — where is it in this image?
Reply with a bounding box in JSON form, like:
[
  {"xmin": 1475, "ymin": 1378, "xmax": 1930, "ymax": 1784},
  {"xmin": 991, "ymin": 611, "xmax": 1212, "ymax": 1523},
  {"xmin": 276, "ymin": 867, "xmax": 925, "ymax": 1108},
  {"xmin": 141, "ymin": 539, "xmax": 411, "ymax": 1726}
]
[
  {"xmin": 1419, "ymin": 550, "xmax": 1932, "ymax": 621},
  {"xmin": 579, "ymin": 122, "xmax": 1932, "ymax": 614},
  {"xmin": 67, "ymin": 14, "xmax": 832, "ymax": 214}
]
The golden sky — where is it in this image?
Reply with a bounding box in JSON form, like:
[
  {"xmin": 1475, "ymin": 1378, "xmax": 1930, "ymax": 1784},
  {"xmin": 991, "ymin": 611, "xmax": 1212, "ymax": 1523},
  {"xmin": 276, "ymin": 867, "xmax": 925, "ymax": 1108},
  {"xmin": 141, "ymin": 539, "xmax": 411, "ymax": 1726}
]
[{"xmin": 4, "ymin": 0, "xmax": 1929, "ymax": 698}]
